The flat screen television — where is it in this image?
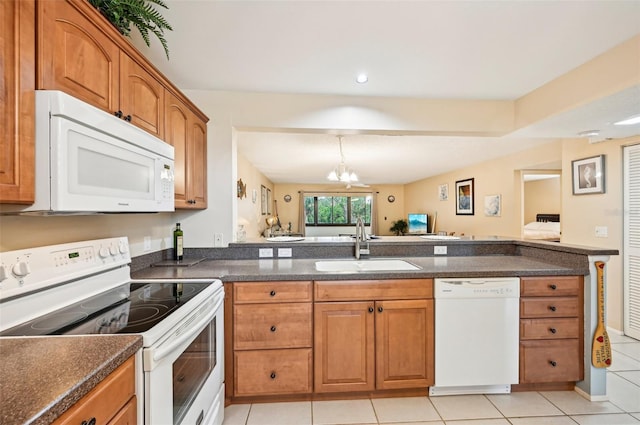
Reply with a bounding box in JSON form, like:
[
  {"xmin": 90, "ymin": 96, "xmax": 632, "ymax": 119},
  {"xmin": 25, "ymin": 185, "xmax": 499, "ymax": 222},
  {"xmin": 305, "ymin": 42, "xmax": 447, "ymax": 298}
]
[{"xmin": 408, "ymin": 213, "xmax": 428, "ymax": 234}]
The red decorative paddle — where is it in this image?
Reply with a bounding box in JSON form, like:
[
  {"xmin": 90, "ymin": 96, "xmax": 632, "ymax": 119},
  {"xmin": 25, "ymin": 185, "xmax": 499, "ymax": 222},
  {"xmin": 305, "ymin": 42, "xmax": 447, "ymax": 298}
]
[{"xmin": 592, "ymin": 261, "xmax": 612, "ymax": 368}]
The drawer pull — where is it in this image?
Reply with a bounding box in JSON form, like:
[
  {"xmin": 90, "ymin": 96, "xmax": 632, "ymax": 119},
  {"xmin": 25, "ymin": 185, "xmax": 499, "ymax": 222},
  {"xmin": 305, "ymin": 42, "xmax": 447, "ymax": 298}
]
[
  {"xmin": 81, "ymin": 418, "xmax": 96, "ymax": 425},
  {"xmin": 549, "ymin": 284, "xmax": 557, "ymax": 290},
  {"xmin": 177, "ymin": 374, "xmax": 185, "ymax": 382},
  {"xmin": 270, "ymin": 372, "xmax": 276, "ymax": 379},
  {"xmin": 549, "ymin": 360, "xmax": 557, "ymax": 367},
  {"xmin": 549, "ymin": 328, "xmax": 557, "ymax": 334},
  {"xmin": 549, "ymin": 305, "xmax": 557, "ymax": 312},
  {"xmin": 270, "ymin": 290, "xmax": 276, "ymax": 297},
  {"xmin": 368, "ymin": 306, "xmax": 374, "ymax": 313},
  {"xmin": 270, "ymin": 325, "xmax": 277, "ymax": 332}
]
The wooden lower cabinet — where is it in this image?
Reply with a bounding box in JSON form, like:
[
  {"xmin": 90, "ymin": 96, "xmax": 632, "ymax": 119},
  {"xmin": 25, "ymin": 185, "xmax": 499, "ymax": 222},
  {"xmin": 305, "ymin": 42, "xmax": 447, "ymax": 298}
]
[
  {"xmin": 518, "ymin": 276, "xmax": 584, "ymax": 386},
  {"xmin": 314, "ymin": 279, "xmax": 434, "ymax": 394},
  {"xmin": 53, "ymin": 356, "xmax": 136, "ymax": 425},
  {"xmin": 235, "ymin": 349, "xmax": 312, "ymax": 396},
  {"xmin": 230, "ymin": 281, "xmax": 313, "ymax": 399}
]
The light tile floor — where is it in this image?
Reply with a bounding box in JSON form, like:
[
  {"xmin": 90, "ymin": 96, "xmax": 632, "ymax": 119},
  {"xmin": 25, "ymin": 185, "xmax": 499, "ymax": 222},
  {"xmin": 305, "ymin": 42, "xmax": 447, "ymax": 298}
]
[{"xmin": 224, "ymin": 333, "xmax": 640, "ymax": 425}]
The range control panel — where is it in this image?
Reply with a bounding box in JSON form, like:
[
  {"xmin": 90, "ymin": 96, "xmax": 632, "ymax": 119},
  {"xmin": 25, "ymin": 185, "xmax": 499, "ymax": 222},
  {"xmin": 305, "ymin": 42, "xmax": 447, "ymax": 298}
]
[{"xmin": 0, "ymin": 237, "xmax": 130, "ymax": 301}]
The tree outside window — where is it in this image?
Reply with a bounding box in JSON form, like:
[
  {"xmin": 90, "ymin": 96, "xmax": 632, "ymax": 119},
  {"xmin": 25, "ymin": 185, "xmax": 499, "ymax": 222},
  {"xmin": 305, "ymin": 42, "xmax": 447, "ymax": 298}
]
[{"xmin": 304, "ymin": 195, "xmax": 371, "ymax": 226}]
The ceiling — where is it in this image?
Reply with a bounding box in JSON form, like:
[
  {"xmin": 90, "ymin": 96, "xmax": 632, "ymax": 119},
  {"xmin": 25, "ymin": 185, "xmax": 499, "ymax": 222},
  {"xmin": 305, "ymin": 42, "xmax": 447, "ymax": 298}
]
[{"xmin": 135, "ymin": 0, "xmax": 640, "ymax": 185}]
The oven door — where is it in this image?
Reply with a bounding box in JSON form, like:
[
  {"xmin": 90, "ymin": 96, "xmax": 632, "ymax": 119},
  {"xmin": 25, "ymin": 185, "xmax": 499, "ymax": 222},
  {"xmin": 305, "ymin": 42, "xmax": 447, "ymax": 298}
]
[{"xmin": 143, "ymin": 288, "xmax": 224, "ymax": 425}]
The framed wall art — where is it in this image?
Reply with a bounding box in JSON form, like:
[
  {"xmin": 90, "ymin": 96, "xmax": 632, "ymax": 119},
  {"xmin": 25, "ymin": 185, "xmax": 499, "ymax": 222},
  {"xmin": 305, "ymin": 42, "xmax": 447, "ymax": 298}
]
[
  {"xmin": 438, "ymin": 184, "xmax": 448, "ymax": 201},
  {"xmin": 261, "ymin": 185, "xmax": 267, "ymax": 214},
  {"xmin": 455, "ymin": 178, "xmax": 474, "ymax": 215},
  {"xmin": 572, "ymin": 155, "xmax": 605, "ymax": 195},
  {"xmin": 484, "ymin": 194, "xmax": 501, "ymax": 217}
]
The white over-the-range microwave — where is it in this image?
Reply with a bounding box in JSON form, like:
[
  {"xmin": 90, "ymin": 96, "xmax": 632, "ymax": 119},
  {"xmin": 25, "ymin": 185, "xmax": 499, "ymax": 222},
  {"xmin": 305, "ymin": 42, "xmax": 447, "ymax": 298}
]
[{"xmin": 0, "ymin": 90, "xmax": 175, "ymax": 215}]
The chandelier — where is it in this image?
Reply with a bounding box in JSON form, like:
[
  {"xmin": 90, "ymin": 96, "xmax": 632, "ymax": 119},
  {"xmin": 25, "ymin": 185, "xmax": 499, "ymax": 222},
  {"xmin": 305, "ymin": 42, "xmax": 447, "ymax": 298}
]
[{"xmin": 327, "ymin": 136, "xmax": 358, "ymax": 183}]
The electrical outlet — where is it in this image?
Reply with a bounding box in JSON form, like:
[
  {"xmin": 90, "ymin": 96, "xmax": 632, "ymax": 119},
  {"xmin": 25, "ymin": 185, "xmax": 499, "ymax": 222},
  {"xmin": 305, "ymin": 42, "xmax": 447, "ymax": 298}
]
[
  {"xmin": 278, "ymin": 248, "xmax": 292, "ymax": 258},
  {"xmin": 434, "ymin": 246, "xmax": 447, "ymax": 255},
  {"xmin": 214, "ymin": 233, "xmax": 224, "ymax": 247},
  {"xmin": 595, "ymin": 226, "xmax": 608, "ymax": 238},
  {"xmin": 143, "ymin": 236, "xmax": 151, "ymax": 251},
  {"xmin": 259, "ymin": 248, "xmax": 273, "ymax": 258}
]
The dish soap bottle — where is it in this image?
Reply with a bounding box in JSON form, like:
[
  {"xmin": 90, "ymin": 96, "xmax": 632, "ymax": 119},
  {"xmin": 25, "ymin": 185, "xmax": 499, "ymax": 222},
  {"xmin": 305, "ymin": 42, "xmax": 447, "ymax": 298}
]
[{"xmin": 173, "ymin": 223, "xmax": 184, "ymax": 261}]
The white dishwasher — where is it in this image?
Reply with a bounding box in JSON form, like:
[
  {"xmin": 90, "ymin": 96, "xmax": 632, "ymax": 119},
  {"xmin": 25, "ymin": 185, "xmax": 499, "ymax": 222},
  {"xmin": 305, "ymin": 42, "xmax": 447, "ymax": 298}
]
[{"xmin": 430, "ymin": 277, "xmax": 520, "ymax": 396}]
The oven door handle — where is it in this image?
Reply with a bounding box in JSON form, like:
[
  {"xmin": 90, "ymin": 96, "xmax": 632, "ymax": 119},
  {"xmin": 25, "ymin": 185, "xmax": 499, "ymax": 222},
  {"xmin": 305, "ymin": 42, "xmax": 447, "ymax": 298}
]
[{"xmin": 152, "ymin": 296, "xmax": 223, "ymax": 363}]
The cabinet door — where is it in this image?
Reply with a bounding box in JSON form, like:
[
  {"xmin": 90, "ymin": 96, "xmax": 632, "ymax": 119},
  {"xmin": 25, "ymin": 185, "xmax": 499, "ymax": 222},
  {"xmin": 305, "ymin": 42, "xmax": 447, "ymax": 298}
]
[
  {"xmin": 375, "ymin": 299, "xmax": 434, "ymax": 389},
  {"xmin": 187, "ymin": 118, "xmax": 207, "ymax": 208},
  {"xmin": 119, "ymin": 53, "xmax": 164, "ymax": 139},
  {"xmin": 165, "ymin": 91, "xmax": 189, "ymax": 207},
  {"xmin": 38, "ymin": 0, "xmax": 119, "ymax": 112},
  {"xmin": 314, "ymin": 302, "xmax": 375, "ymax": 393},
  {"xmin": 0, "ymin": 0, "xmax": 35, "ymax": 203}
]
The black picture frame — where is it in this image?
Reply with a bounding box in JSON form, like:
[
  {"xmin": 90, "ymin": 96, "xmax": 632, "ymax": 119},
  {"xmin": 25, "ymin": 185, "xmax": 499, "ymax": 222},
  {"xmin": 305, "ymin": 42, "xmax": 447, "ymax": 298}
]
[{"xmin": 455, "ymin": 178, "xmax": 474, "ymax": 215}]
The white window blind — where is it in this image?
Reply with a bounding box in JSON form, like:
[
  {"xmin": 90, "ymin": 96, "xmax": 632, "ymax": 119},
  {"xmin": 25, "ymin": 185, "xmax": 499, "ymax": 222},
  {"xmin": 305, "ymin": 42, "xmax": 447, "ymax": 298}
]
[{"xmin": 624, "ymin": 143, "xmax": 640, "ymax": 339}]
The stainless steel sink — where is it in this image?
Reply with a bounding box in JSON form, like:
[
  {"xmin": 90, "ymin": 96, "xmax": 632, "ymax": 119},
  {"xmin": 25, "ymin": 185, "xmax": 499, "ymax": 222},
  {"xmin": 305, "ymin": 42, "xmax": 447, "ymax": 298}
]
[{"xmin": 315, "ymin": 259, "xmax": 421, "ymax": 272}]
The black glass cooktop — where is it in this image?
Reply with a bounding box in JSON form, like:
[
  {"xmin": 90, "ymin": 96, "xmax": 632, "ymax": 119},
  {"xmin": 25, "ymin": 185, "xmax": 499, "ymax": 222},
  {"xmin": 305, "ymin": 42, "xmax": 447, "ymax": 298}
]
[{"xmin": 0, "ymin": 282, "xmax": 209, "ymax": 337}]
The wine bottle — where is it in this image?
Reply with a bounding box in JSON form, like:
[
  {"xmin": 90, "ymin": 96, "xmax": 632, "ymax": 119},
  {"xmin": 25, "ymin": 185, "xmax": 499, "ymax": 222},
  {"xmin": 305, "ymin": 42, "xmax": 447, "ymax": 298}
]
[{"xmin": 173, "ymin": 223, "xmax": 184, "ymax": 261}]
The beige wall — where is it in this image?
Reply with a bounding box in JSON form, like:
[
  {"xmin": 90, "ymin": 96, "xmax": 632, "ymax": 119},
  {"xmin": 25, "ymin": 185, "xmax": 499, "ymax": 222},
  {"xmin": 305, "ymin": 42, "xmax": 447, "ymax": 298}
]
[
  {"xmin": 236, "ymin": 152, "xmax": 274, "ymax": 239},
  {"xmin": 524, "ymin": 177, "xmax": 561, "ymax": 224},
  {"xmin": 404, "ymin": 140, "xmax": 563, "ymax": 237},
  {"xmin": 561, "ymin": 135, "xmax": 640, "ymax": 331}
]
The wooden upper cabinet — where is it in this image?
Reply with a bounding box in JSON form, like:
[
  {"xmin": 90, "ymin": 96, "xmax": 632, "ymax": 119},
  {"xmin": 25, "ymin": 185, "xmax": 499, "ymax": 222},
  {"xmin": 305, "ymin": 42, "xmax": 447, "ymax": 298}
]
[
  {"xmin": 38, "ymin": 0, "xmax": 119, "ymax": 112},
  {"xmin": 166, "ymin": 91, "xmax": 208, "ymax": 209},
  {"xmin": 1, "ymin": 0, "xmax": 35, "ymax": 204},
  {"xmin": 119, "ymin": 53, "xmax": 164, "ymax": 139}
]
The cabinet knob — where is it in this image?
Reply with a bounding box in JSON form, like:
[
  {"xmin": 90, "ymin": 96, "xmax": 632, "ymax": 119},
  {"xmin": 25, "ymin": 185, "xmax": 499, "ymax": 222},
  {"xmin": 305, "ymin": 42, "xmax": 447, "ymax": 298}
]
[
  {"xmin": 124, "ymin": 114, "xmax": 132, "ymax": 122},
  {"xmin": 270, "ymin": 372, "xmax": 276, "ymax": 379},
  {"xmin": 270, "ymin": 290, "xmax": 276, "ymax": 297},
  {"xmin": 378, "ymin": 306, "xmax": 384, "ymax": 313},
  {"xmin": 549, "ymin": 327, "xmax": 557, "ymax": 334},
  {"xmin": 270, "ymin": 325, "xmax": 277, "ymax": 332},
  {"xmin": 81, "ymin": 418, "xmax": 96, "ymax": 425},
  {"xmin": 549, "ymin": 360, "xmax": 557, "ymax": 367},
  {"xmin": 549, "ymin": 305, "xmax": 557, "ymax": 312},
  {"xmin": 549, "ymin": 284, "xmax": 557, "ymax": 290},
  {"xmin": 114, "ymin": 110, "xmax": 123, "ymax": 118},
  {"xmin": 368, "ymin": 306, "xmax": 374, "ymax": 313}
]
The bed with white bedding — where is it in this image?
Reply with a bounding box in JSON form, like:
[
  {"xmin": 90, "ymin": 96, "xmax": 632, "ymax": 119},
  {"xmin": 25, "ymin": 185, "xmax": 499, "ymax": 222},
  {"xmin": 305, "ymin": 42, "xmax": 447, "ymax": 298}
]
[{"xmin": 523, "ymin": 214, "xmax": 561, "ymax": 242}]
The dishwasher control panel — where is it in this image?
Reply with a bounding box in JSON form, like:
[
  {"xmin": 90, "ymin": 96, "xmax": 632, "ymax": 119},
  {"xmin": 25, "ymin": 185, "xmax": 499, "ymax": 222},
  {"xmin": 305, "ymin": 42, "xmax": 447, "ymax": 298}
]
[{"xmin": 434, "ymin": 277, "xmax": 520, "ymax": 298}]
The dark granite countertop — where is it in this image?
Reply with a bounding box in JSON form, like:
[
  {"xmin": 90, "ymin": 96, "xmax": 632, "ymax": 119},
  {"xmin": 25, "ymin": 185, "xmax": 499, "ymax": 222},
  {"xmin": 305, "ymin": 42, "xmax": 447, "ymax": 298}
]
[
  {"xmin": 132, "ymin": 255, "xmax": 586, "ymax": 282},
  {"xmin": 0, "ymin": 335, "xmax": 142, "ymax": 425}
]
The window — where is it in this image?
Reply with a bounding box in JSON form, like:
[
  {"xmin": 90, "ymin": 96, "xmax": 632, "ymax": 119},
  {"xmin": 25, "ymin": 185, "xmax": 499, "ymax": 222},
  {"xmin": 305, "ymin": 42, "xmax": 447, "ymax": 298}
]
[{"xmin": 304, "ymin": 195, "xmax": 372, "ymax": 226}]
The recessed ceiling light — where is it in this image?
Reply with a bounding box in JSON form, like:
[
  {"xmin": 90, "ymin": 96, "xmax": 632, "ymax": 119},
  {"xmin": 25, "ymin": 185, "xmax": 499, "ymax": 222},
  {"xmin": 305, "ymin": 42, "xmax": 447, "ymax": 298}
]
[
  {"xmin": 356, "ymin": 73, "xmax": 368, "ymax": 84},
  {"xmin": 577, "ymin": 130, "xmax": 600, "ymax": 137},
  {"xmin": 614, "ymin": 114, "xmax": 640, "ymax": 126}
]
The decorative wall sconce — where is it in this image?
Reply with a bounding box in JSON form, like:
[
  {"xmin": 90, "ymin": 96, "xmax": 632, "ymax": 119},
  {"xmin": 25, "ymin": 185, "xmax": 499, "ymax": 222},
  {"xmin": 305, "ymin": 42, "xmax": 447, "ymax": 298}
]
[{"xmin": 237, "ymin": 179, "xmax": 247, "ymax": 199}]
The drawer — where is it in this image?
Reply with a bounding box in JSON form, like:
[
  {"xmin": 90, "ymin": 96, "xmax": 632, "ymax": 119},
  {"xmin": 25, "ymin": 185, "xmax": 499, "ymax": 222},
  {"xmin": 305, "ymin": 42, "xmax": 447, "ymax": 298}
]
[
  {"xmin": 520, "ymin": 318, "xmax": 581, "ymax": 340},
  {"xmin": 520, "ymin": 276, "xmax": 581, "ymax": 297},
  {"xmin": 520, "ymin": 297, "xmax": 580, "ymax": 318},
  {"xmin": 234, "ymin": 303, "xmax": 312, "ymax": 350},
  {"xmin": 234, "ymin": 348, "xmax": 312, "ymax": 396},
  {"xmin": 520, "ymin": 339, "xmax": 582, "ymax": 383},
  {"xmin": 315, "ymin": 279, "xmax": 433, "ymax": 301},
  {"xmin": 53, "ymin": 356, "xmax": 135, "ymax": 425},
  {"xmin": 234, "ymin": 281, "xmax": 312, "ymax": 304}
]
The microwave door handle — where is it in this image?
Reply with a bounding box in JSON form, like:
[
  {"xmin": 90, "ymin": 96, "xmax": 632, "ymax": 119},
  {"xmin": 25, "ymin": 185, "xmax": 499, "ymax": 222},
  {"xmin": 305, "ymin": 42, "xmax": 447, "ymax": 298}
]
[{"xmin": 152, "ymin": 296, "xmax": 223, "ymax": 363}]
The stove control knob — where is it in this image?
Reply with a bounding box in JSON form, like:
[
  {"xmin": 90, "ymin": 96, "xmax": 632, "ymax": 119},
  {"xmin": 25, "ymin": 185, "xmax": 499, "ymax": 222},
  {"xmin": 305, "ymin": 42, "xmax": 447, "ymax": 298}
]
[
  {"xmin": 99, "ymin": 247, "xmax": 110, "ymax": 258},
  {"xmin": 12, "ymin": 261, "xmax": 30, "ymax": 277},
  {"xmin": 0, "ymin": 266, "xmax": 9, "ymax": 282},
  {"xmin": 119, "ymin": 243, "xmax": 128, "ymax": 254},
  {"xmin": 109, "ymin": 245, "xmax": 118, "ymax": 256}
]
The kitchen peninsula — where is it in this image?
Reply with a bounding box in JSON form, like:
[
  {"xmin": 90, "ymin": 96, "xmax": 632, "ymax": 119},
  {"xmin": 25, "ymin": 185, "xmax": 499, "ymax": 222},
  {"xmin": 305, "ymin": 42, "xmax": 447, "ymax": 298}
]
[{"xmin": 131, "ymin": 237, "xmax": 617, "ymax": 405}]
